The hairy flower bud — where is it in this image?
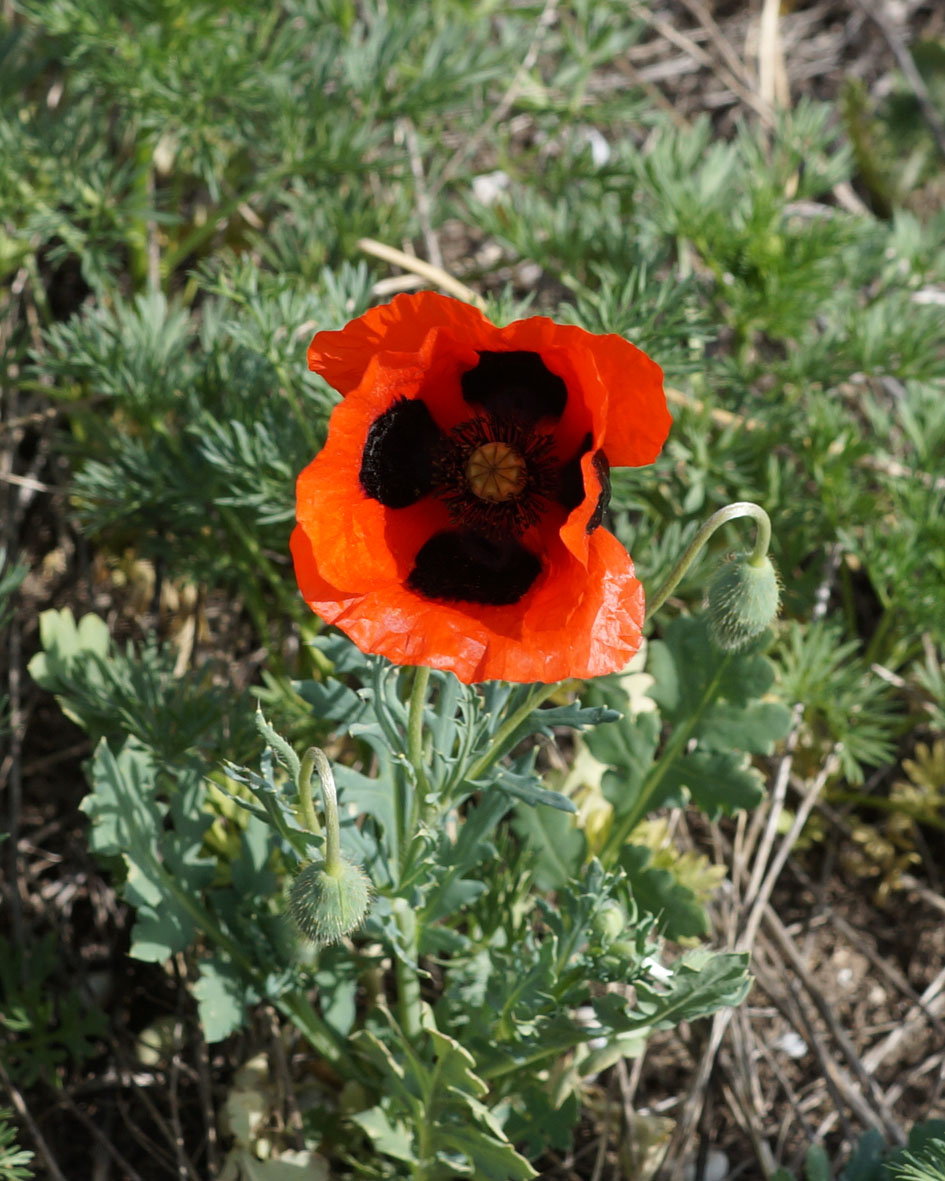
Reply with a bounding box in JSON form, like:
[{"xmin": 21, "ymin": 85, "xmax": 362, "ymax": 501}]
[
  {"xmin": 289, "ymin": 857, "xmax": 372, "ymax": 946},
  {"xmin": 591, "ymin": 901, "xmax": 627, "ymax": 946},
  {"xmin": 706, "ymin": 552, "xmax": 780, "ymax": 651}
]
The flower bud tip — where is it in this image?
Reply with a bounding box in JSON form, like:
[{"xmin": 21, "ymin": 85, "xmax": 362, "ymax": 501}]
[
  {"xmin": 289, "ymin": 857, "xmax": 372, "ymax": 946},
  {"xmin": 706, "ymin": 552, "xmax": 780, "ymax": 651}
]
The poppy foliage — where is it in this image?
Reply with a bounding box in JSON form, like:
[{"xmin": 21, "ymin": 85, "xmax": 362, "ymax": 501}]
[{"xmin": 292, "ymin": 292, "xmax": 670, "ymax": 683}]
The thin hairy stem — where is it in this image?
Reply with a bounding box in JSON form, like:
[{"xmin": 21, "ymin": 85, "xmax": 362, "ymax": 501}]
[{"xmin": 646, "ymin": 501, "xmax": 772, "ymax": 621}]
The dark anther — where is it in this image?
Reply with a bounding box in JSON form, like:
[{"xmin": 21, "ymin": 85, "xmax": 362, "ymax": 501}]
[
  {"xmin": 461, "ymin": 351, "xmax": 567, "ymax": 424},
  {"xmin": 360, "ymin": 398, "xmax": 441, "ymax": 508},
  {"xmin": 407, "ymin": 530, "xmax": 541, "ymax": 605},
  {"xmin": 585, "ymin": 450, "xmax": 611, "ymax": 533}
]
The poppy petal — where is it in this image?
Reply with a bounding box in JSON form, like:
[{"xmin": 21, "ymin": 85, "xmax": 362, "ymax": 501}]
[
  {"xmin": 359, "ymin": 397, "xmax": 441, "ymax": 507},
  {"xmin": 484, "ymin": 315, "xmax": 670, "ymax": 467},
  {"xmin": 292, "ymin": 515, "xmax": 643, "ymax": 684},
  {"xmin": 308, "ymin": 291, "xmax": 492, "ymax": 395},
  {"xmin": 559, "ymin": 448, "xmax": 611, "ymax": 568}
]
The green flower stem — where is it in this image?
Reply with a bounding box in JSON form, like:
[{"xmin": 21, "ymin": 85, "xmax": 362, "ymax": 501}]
[
  {"xmin": 296, "ymin": 748, "xmax": 322, "ymax": 838},
  {"xmin": 601, "ymin": 651, "xmax": 733, "ymax": 862},
  {"xmin": 392, "ymin": 898, "xmax": 423, "ymax": 1040},
  {"xmin": 407, "ymin": 665, "xmax": 431, "ymax": 797},
  {"xmin": 299, "ymin": 748, "xmax": 341, "ymax": 871},
  {"xmin": 395, "ymin": 680, "xmax": 561, "ymax": 1043},
  {"xmin": 464, "ymin": 682, "xmax": 561, "ymax": 785},
  {"xmin": 646, "ymin": 501, "xmax": 772, "ymax": 621}
]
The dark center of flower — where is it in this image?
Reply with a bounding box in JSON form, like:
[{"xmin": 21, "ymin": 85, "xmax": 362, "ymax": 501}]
[
  {"xmin": 465, "ymin": 441, "xmax": 527, "ymax": 502},
  {"xmin": 356, "ymin": 352, "xmax": 612, "ymax": 608},
  {"xmin": 435, "ymin": 414, "xmax": 556, "ymax": 538}
]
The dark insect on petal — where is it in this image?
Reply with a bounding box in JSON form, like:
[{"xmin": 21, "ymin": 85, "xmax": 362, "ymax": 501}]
[
  {"xmin": 407, "ymin": 530, "xmax": 541, "ymax": 605},
  {"xmin": 360, "ymin": 398, "xmax": 441, "ymax": 507},
  {"xmin": 461, "ymin": 351, "xmax": 567, "ymax": 423},
  {"xmin": 585, "ymin": 450, "xmax": 611, "ymax": 533}
]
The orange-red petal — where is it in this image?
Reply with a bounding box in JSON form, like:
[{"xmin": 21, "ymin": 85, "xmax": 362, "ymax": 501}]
[
  {"xmin": 292, "ymin": 508, "xmax": 644, "ymax": 683},
  {"xmin": 309, "ymin": 293, "xmax": 671, "ymax": 471},
  {"xmin": 559, "ymin": 449, "xmax": 606, "ymax": 568},
  {"xmin": 309, "ymin": 291, "xmax": 493, "ymax": 395}
]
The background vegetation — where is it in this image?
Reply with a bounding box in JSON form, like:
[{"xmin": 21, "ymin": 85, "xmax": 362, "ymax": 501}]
[{"xmin": 2, "ymin": 1, "xmax": 944, "ymax": 1178}]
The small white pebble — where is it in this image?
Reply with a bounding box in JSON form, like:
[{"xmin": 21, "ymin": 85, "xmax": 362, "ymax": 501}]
[
  {"xmin": 683, "ymin": 1149, "xmax": 730, "ymax": 1181},
  {"xmin": 579, "ymin": 127, "xmax": 611, "ymax": 167},
  {"xmin": 471, "ymin": 170, "xmax": 510, "ymax": 206},
  {"xmin": 775, "ymin": 1031, "xmax": 808, "ymax": 1059}
]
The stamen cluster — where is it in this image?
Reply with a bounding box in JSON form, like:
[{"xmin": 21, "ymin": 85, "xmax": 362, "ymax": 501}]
[{"xmin": 435, "ymin": 414, "xmax": 557, "ymax": 537}]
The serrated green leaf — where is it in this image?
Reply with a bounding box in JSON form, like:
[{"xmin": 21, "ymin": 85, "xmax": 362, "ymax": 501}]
[
  {"xmin": 660, "ymin": 749, "xmax": 766, "ymax": 818},
  {"xmin": 699, "ymin": 699, "xmax": 793, "ymax": 753},
  {"xmin": 127, "ymin": 898, "xmax": 197, "ymax": 962},
  {"xmin": 32, "ymin": 608, "xmax": 110, "ymax": 677},
  {"xmin": 350, "ymin": 1029, "xmax": 414, "ymax": 1109},
  {"xmin": 493, "ymin": 765, "xmax": 576, "ymax": 812},
  {"xmin": 333, "ymin": 763, "xmax": 398, "ymax": 837},
  {"xmin": 82, "ymin": 740, "xmax": 163, "ymax": 859},
  {"xmin": 579, "ymin": 1030, "xmax": 647, "ymax": 1078},
  {"xmin": 192, "ymin": 956, "xmax": 249, "ymax": 1043},
  {"xmin": 529, "ymin": 703, "xmax": 622, "ymax": 731},
  {"xmin": 619, "ymin": 844, "xmax": 709, "ymax": 940},
  {"xmin": 649, "ymin": 617, "xmax": 777, "ymax": 719},
  {"xmin": 512, "ymin": 803, "xmax": 585, "ymax": 890},
  {"xmin": 438, "ymin": 1124, "xmax": 536, "ymax": 1180},
  {"xmin": 428, "ymin": 1029, "xmax": 488, "ymax": 1100},
  {"xmin": 313, "ymin": 950, "xmax": 359, "ymax": 1038},
  {"xmin": 231, "ymin": 812, "xmax": 277, "ymax": 896},
  {"xmin": 84, "ymin": 740, "xmax": 211, "ymax": 960},
  {"xmin": 593, "ymin": 950, "xmax": 751, "ymax": 1032},
  {"xmin": 587, "ymin": 710, "xmax": 660, "ymax": 819},
  {"xmin": 350, "ymin": 1105, "xmax": 416, "ymax": 1164},
  {"xmin": 294, "ymin": 677, "xmax": 364, "ymax": 724}
]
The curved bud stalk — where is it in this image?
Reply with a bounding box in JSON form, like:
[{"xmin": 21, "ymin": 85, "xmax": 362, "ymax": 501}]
[
  {"xmin": 646, "ymin": 501, "xmax": 780, "ymax": 646},
  {"xmin": 290, "ymin": 747, "xmax": 372, "ymax": 946}
]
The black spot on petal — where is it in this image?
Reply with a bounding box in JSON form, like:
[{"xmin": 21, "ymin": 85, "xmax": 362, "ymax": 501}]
[
  {"xmin": 557, "ymin": 437, "xmax": 611, "ymax": 532},
  {"xmin": 461, "ymin": 351, "xmax": 567, "ymax": 424},
  {"xmin": 407, "ymin": 530, "xmax": 541, "ymax": 605},
  {"xmin": 586, "ymin": 450, "xmax": 611, "ymax": 533},
  {"xmin": 360, "ymin": 398, "xmax": 441, "ymax": 508},
  {"xmin": 558, "ymin": 432, "xmax": 593, "ymax": 511}
]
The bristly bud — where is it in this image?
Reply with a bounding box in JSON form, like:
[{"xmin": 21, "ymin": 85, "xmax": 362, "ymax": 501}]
[
  {"xmin": 289, "ymin": 857, "xmax": 372, "ymax": 946},
  {"xmin": 591, "ymin": 901, "xmax": 627, "ymax": 946},
  {"xmin": 706, "ymin": 552, "xmax": 780, "ymax": 651}
]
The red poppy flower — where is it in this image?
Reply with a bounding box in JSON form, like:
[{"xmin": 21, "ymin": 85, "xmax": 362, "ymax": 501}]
[{"xmin": 291, "ymin": 292, "xmax": 670, "ymax": 684}]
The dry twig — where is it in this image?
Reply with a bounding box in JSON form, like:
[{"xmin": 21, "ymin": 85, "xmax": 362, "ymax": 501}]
[{"xmin": 0, "ymin": 1058, "xmax": 68, "ymax": 1181}]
